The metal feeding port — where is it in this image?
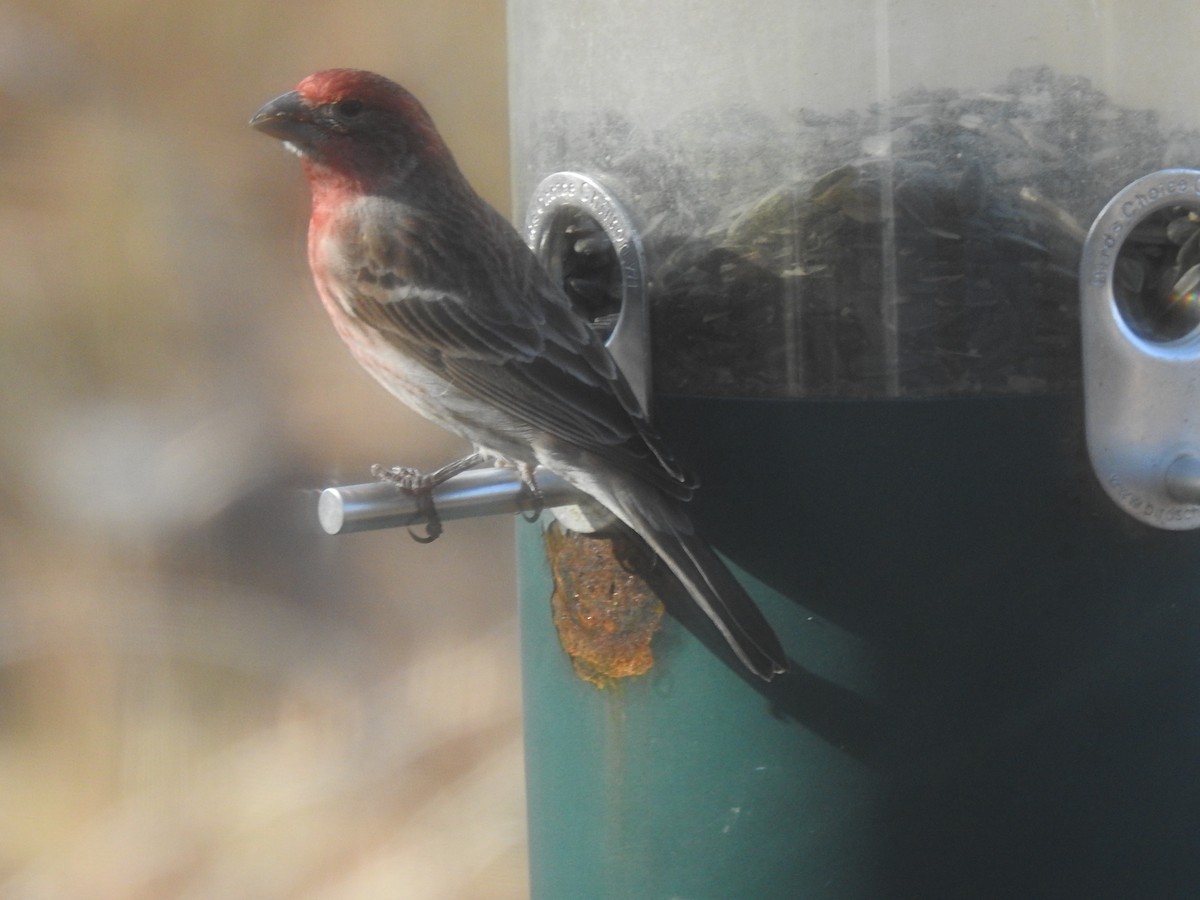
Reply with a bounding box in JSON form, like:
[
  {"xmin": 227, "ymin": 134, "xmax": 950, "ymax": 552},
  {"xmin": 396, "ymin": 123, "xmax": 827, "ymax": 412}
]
[
  {"xmin": 525, "ymin": 172, "xmax": 650, "ymax": 418},
  {"xmin": 1081, "ymin": 169, "xmax": 1200, "ymax": 529}
]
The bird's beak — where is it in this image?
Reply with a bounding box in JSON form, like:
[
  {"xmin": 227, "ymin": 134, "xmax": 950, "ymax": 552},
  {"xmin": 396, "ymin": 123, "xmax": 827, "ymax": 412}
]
[{"xmin": 250, "ymin": 90, "xmax": 318, "ymax": 151}]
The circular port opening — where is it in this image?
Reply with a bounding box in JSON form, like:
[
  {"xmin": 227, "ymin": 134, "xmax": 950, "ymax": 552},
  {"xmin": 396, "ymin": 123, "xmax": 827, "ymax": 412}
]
[
  {"xmin": 538, "ymin": 206, "xmax": 622, "ymax": 341},
  {"xmin": 1113, "ymin": 205, "xmax": 1200, "ymax": 343}
]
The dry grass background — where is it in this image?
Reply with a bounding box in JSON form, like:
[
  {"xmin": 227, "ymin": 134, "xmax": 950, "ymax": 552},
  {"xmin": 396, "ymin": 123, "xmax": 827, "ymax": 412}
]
[{"xmin": 0, "ymin": 2, "xmax": 527, "ymax": 897}]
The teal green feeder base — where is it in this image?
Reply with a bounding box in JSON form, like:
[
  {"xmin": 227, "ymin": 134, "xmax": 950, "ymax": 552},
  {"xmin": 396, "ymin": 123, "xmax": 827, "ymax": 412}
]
[{"xmin": 519, "ymin": 524, "xmax": 878, "ymax": 899}]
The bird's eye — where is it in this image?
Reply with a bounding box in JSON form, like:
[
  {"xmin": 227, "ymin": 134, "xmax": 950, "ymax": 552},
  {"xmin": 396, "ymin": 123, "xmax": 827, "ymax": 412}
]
[{"xmin": 333, "ymin": 99, "xmax": 364, "ymax": 119}]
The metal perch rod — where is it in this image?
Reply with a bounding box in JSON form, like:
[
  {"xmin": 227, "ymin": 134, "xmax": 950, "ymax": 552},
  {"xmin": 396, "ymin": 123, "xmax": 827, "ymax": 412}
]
[{"xmin": 318, "ymin": 466, "xmax": 578, "ymax": 535}]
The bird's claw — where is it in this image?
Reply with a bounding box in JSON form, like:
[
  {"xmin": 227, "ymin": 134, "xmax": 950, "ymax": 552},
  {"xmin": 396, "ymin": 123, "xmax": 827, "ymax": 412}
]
[
  {"xmin": 370, "ymin": 452, "xmax": 485, "ymax": 543},
  {"xmin": 371, "ymin": 464, "xmax": 446, "ymax": 543},
  {"xmin": 516, "ymin": 464, "xmax": 544, "ymax": 523},
  {"xmin": 407, "ymin": 492, "xmax": 443, "ymax": 543}
]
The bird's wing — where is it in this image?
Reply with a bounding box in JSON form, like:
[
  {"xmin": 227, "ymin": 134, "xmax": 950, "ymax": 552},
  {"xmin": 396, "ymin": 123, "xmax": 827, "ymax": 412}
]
[{"xmin": 334, "ymin": 203, "xmax": 693, "ymax": 497}]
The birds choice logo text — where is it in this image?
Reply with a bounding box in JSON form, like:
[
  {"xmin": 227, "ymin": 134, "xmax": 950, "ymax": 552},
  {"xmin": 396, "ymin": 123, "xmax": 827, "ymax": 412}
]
[{"xmin": 1087, "ymin": 174, "xmax": 1200, "ymax": 288}]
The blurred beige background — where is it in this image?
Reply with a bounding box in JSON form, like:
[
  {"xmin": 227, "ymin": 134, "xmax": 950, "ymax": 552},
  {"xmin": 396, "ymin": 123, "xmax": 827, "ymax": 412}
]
[{"xmin": 0, "ymin": 2, "xmax": 526, "ymax": 897}]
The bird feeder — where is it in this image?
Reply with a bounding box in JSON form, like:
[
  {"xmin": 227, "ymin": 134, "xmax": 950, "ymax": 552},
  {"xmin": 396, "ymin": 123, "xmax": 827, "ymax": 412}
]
[{"xmin": 508, "ymin": 1, "xmax": 1200, "ymax": 897}]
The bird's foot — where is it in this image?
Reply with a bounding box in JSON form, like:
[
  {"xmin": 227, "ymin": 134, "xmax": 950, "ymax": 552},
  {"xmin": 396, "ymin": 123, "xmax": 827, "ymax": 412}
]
[
  {"xmin": 514, "ymin": 462, "xmax": 544, "ymax": 523},
  {"xmin": 371, "ymin": 451, "xmax": 484, "ymax": 543},
  {"xmin": 371, "ymin": 464, "xmax": 444, "ymax": 543}
]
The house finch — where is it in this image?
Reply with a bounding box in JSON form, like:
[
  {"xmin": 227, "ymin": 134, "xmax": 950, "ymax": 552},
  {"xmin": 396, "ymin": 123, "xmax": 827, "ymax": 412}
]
[{"xmin": 251, "ymin": 69, "xmax": 787, "ymax": 680}]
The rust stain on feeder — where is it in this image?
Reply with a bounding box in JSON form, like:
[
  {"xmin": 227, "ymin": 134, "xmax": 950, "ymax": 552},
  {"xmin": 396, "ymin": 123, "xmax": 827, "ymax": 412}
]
[{"xmin": 544, "ymin": 522, "xmax": 664, "ymax": 687}]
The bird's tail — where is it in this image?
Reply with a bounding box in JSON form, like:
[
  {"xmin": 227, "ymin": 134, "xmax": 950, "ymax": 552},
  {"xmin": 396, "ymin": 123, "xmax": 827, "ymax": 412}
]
[{"xmin": 596, "ymin": 476, "xmax": 789, "ymax": 681}]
